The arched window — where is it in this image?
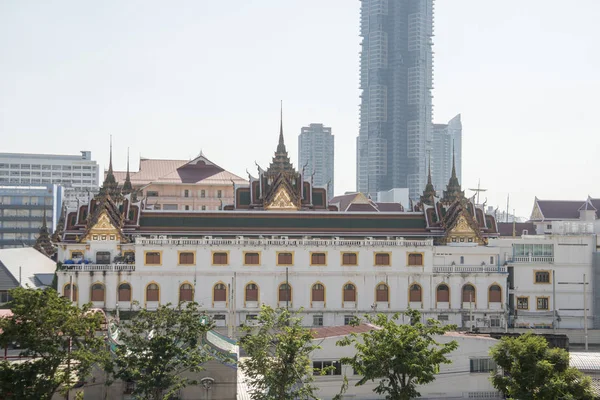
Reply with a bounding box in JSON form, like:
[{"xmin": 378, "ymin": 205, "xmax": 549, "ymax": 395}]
[
  {"xmin": 460, "ymin": 256, "xmax": 465, "ymax": 265},
  {"xmin": 437, "ymin": 284, "xmax": 449, "ymax": 302},
  {"xmin": 409, "ymin": 284, "xmax": 422, "ymax": 302},
  {"xmin": 312, "ymin": 283, "xmax": 325, "ymax": 302},
  {"xmin": 246, "ymin": 283, "xmax": 258, "ymax": 302},
  {"xmin": 179, "ymin": 283, "xmax": 194, "ymax": 302},
  {"xmin": 279, "ymin": 283, "xmax": 291, "ymax": 302},
  {"xmin": 118, "ymin": 283, "xmax": 131, "ymax": 302},
  {"xmin": 146, "ymin": 283, "xmax": 160, "ymax": 302},
  {"xmin": 489, "ymin": 285, "xmax": 502, "ymax": 303},
  {"xmin": 343, "ymin": 283, "xmax": 356, "ymax": 302},
  {"xmin": 376, "ymin": 283, "xmax": 389, "ymax": 302},
  {"xmin": 63, "ymin": 283, "xmax": 78, "ymax": 301},
  {"xmin": 214, "ymin": 283, "xmax": 227, "ymax": 302},
  {"xmin": 91, "ymin": 283, "xmax": 105, "ymax": 302},
  {"xmin": 462, "ymin": 284, "xmax": 475, "ymax": 303}
]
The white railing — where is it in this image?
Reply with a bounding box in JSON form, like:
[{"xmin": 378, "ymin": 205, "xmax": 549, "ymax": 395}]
[
  {"xmin": 135, "ymin": 237, "xmax": 434, "ymax": 248},
  {"xmin": 433, "ymin": 265, "xmax": 507, "ymax": 274},
  {"xmin": 509, "ymin": 256, "xmax": 554, "ymax": 263},
  {"xmin": 62, "ymin": 264, "xmax": 136, "ymax": 272}
]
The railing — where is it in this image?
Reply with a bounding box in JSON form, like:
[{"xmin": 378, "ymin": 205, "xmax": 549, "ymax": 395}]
[
  {"xmin": 508, "ymin": 256, "xmax": 554, "ymax": 263},
  {"xmin": 136, "ymin": 237, "xmax": 434, "ymax": 248},
  {"xmin": 432, "ymin": 265, "xmax": 507, "ymax": 274},
  {"xmin": 62, "ymin": 264, "xmax": 136, "ymax": 272}
]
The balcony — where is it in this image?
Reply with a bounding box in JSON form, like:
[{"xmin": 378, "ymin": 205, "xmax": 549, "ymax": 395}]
[
  {"xmin": 508, "ymin": 256, "xmax": 554, "ymax": 263},
  {"xmin": 432, "ymin": 265, "xmax": 507, "ymax": 274},
  {"xmin": 61, "ymin": 264, "xmax": 135, "ymax": 272}
]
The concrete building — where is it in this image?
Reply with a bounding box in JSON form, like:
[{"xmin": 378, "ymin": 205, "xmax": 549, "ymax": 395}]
[
  {"xmin": 0, "ymin": 151, "xmax": 99, "ymax": 206},
  {"xmin": 432, "ymin": 114, "xmax": 462, "ymax": 195},
  {"xmin": 0, "ymin": 184, "xmax": 63, "ymax": 249},
  {"xmin": 357, "ymin": 0, "xmax": 434, "ymax": 201},
  {"xmin": 298, "ymin": 123, "xmax": 334, "ymax": 199},
  {"xmin": 0, "ymin": 247, "xmax": 57, "ymax": 303},
  {"xmin": 376, "ymin": 188, "xmax": 410, "ymax": 209}
]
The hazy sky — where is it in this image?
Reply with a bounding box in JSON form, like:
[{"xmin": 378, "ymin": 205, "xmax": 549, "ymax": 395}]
[{"xmin": 1, "ymin": 1, "xmax": 599, "ymax": 218}]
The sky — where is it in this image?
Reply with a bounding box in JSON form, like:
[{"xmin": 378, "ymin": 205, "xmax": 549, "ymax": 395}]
[{"xmin": 1, "ymin": 1, "xmax": 599, "ymax": 218}]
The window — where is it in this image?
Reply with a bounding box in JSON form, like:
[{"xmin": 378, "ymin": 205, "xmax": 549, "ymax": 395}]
[
  {"xmin": 246, "ymin": 283, "xmax": 259, "ymax": 302},
  {"xmin": 489, "ymin": 285, "xmax": 502, "ymax": 303},
  {"xmin": 312, "ymin": 283, "xmax": 325, "ymax": 302},
  {"xmin": 124, "ymin": 381, "xmax": 135, "ymax": 395},
  {"xmin": 163, "ymin": 204, "xmax": 177, "ymax": 211},
  {"xmin": 184, "ymin": 190, "xmax": 189, "ymax": 198},
  {"xmin": 212, "ymin": 252, "xmax": 229, "ymax": 265},
  {"xmin": 343, "ymin": 283, "xmax": 356, "ymax": 302},
  {"xmin": 217, "ymin": 190, "xmax": 222, "ymax": 198},
  {"xmin": 513, "ymin": 243, "xmax": 554, "ymax": 257},
  {"xmin": 63, "ymin": 284, "xmax": 78, "ymax": 301},
  {"xmin": 118, "ymin": 283, "xmax": 131, "ymax": 302},
  {"xmin": 179, "ymin": 252, "xmax": 195, "ymax": 265},
  {"xmin": 0, "ymin": 290, "xmax": 12, "ymax": 303},
  {"xmin": 91, "ymin": 283, "xmax": 105, "ymax": 302},
  {"xmin": 145, "ymin": 251, "xmax": 161, "ymax": 265},
  {"xmin": 438, "ymin": 314, "xmax": 449, "ymax": 321},
  {"xmin": 407, "ymin": 253, "xmax": 423, "ymax": 266},
  {"xmin": 279, "ymin": 283, "xmax": 291, "ymax": 302},
  {"xmin": 96, "ymin": 251, "xmax": 111, "ymax": 264},
  {"xmin": 71, "ymin": 251, "xmax": 84, "ymax": 260},
  {"xmin": 179, "ymin": 283, "xmax": 194, "ymax": 302},
  {"xmin": 184, "ymin": 205, "xmax": 190, "ymax": 210},
  {"xmin": 490, "ymin": 256, "xmax": 494, "ymax": 265},
  {"xmin": 201, "ymin": 190, "xmax": 206, "ymax": 198},
  {"xmin": 547, "ymin": 224, "xmax": 552, "ymax": 230},
  {"xmin": 147, "ymin": 191, "xmax": 159, "ymax": 197},
  {"xmin": 517, "ymin": 297, "xmax": 529, "ymax": 310},
  {"xmin": 344, "ymin": 315, "xmax": 354, "ymax": 326},
  {"xmin": 409, "ymin": 284, "xmax": 422, "ymax": 302},
  {"xmin": 214, "ymin": 283, "xmax": 227, "ymax": 302},
  {"xmin": 277, "ymin": 252, "xmax": 293, "ymax": 266},
  {"xmin": 244, "ymin": 252, "xmax": 260, "ymax": 265},
  {"xmin": 437, "ymin": 284, "xmax": 449, "ymax": 302},
  {"xmin": 460, "ymin": 256, "xmax": 464, "ymax": 265},
  {"xmin": 146, "ymin": 283, "xmax": 159, "ymax": 302},
  {"xmin": 490, "ymin": 318, "xmax": 501, "ymax": 327},
  {"xmin": 462, "ymin": 284, "xmax": 475, "ymax": 303},
  {"xmin": 311, "ymin": 252, "xmax": 326, "ymax": 266},
  {"xmin": 313, "ymin": 361, "xmax": 342, "ymax": 376},
  {"xmin": 535, "ymin": 271, "xmax": 550, "ymax": 284},
  {"xmin": 537, "ymin": 297, "xmax": 549, "ymax": 310},
  {"xmin": 374, "ymin": 253, "xmax": 390, "ymax": 266},
  {"xmin": 342, "ymin": 252, "xmax": 358, "ymax": 266},
  {"xmin": 201, "ymin": 205, "xmax": 206, "ymax": 210},
  {"xmin": 313, "ymin": 315, "xmax": 323, "ymax": 326},
  {"xmin": 375, "ymin": 283, "xmax": 389, "ymax": 302},
  {"xmin": 470, "ymin": 358, "xmax": 496, "ymax": 373}
]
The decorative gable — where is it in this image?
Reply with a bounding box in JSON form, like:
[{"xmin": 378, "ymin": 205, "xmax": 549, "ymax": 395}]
[
  {"xmin": 265, "ymin": 186, "xmax": 298, "ymax": 211},
  {"xmin": 445, "ymin": 215, "xmax": 486, "ymax": 245},
  {"xmin": 82, "ymin": 211, "xmax": 122, "ymax": 242},
  {"xmin": 530, "ymin": 201, "xmax": 544, "ymax": 221}
]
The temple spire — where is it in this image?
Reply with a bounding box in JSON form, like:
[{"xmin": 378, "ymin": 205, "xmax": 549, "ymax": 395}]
[
  {"xmin": 122, "ymin": 147, "xmax": 133, "ymax": 194},
  {"xmin": 450, "ymin": 140, "xmax": 457, "ymax": 180},
  {"xmin": 267, "ymin": 101, "xmax": 295, "ymax": 174},
  {"xmin": 277, "ymin": 100, "xmax": 286, "ymax": 153},
  {"xmin": 100, "ymin": 136, "xmax": 119, "ymax": 197},
  {"xmin": 420, "ymin": 153, "xmax": 436, "ymax": 206},
  {"xmin": 34, "ymin": 207, "xmax": 55, "ymax": 257},
  {"xmin": 108, "ymin": 135, "xmax": 114, "ymax": 175},
  {"xmin": 441, "ymin": 140, "xmax": 463, "ymax": 203}
]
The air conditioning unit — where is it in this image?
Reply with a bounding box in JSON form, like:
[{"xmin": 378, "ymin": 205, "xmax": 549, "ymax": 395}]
[
  {"xmin": 281, "ymin": 236, "xmax": 289, "ymax": 240},
  {"xmin": 236, "ymin": 235, "xmax": 244, "ymax": 240}
]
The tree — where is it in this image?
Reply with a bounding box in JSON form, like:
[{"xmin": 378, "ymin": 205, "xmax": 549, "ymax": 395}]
[
  {"xmin": 109, "ymin": 302, "xmax": 214, "ymax": 400},
  {"xmin": 0, "ymin": 287, "xmax": 108, "ymax": 400},
  {"xmin": 490, "ymin": 332, "xmax": 594, "ymax": 400},
  {"xmin": 336, "ymin": 309, "xmax": 458, "ymax": 400},
  {"xmin": 239, "ymin": 305, "xmax": 325, "ymax": 400}
]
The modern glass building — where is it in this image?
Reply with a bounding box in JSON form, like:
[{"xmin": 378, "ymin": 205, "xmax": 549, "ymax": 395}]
[
  {"xmin": 298, "ymin": 123, "xmax": 335, "ymax": 199},
  {"xmin": 432, "ymin": 114, "xmax": 462, "ymax": 194},
  {"xmin": 357, "ymin": 0, "xmax": 434, "ymax": 201}
]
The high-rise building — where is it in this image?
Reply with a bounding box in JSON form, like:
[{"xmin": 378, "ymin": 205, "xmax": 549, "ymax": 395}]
[
  {"xmin": 357, "ymin": 0, "xmax": 434, "ymax": 201},
  {"xmin": 298, "ymin": 123, "xmax": 335, "ymax": 199},
  {"xmin": 0, "ymin": 151, "xmax": 99, "ymax": 206},
  {"xmin": 432, "ymin": 114, "xmax": 462, "ymax": 194}
]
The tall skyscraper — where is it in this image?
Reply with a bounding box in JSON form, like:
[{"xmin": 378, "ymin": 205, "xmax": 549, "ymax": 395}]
[
  {"xmin": 357, "ymin": 0, "xmax": 434, "ymax": 201},
  {"xmin": 298, "ymin": 123, "xmax": 335, "ymax": 199},
  {"xmin": 432, "ymin": 114, "xmax": 462, "ymax": 194}
]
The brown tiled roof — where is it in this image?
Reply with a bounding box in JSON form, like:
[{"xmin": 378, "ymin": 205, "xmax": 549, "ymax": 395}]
[
  {"xmin": 536, "ymin": 200, "xmax": 584, "ymax": 220},
  {"xmin": 497, "ymin": 222, "xmax": 536, "ymax": 237},
  {"xmin": 329, "ymin": 193, "xmax": 361, "ymax": 211},
  {"xmin": 346, "ymin": 203, "xmax": 378, "ymax": 212},
  {"xmin": 311, "ymin": 324, "xmax": 377, "ymax": 339},
  {"xmin": 375, "ymin": 202, "xmax": 404, "ymax": 212}
]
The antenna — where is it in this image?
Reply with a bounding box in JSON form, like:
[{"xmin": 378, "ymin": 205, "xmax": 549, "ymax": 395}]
[{"xmin": 468, "ymin": 179, "xmax": 487, "ymax": 205}]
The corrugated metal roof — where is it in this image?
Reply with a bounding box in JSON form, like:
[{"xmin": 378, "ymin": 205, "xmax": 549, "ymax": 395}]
[
  {"xmin": 0, "ymin": 248, "xmax": 56, "ymax": 289},
  {"xmin": 570, "ymin": 352, "xmax": 600, "ymax": 371}
]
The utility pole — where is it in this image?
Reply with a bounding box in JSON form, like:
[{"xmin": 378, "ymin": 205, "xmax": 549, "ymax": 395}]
[
  {"xmin": 468, "ymin": 179, "xmax": 487, "ymax": 205},
  {"xmin": 584, "ymin": 273, "xmax": 588, "ymax": 351},
  {"xmin": 469, "ymin": 292, "xmax": 473, "ymax": 332}
]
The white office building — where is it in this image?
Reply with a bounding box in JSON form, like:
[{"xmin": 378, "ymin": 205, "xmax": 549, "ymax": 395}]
[{"xmin": 298, "ymin": 123, "xmax": 334, "ymax": 199}]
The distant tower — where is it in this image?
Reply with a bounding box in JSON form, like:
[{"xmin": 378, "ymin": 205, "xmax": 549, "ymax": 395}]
[
  {"xmin": 432, "ymin": 114, "xmax": 462, "ymax": 195},
  {"xmin": 298, "ymin": 123, "xmax": 335, "ymax": 199}
]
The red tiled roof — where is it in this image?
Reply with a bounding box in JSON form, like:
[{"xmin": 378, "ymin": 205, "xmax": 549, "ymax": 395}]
[
  {"xmin": 535, "ymin": 200, "xmax": 584, "ymax": 220},
  {"xmin": 497, "ymin": 222, "xmax": 536, "ymax": 237},
  {"xmin": 311, "ymin": 324, "xmax": 377, "ymax": 339},
  {"xmin": 375, "ymin": 202, "xmax": 404, "ymax": 212}
]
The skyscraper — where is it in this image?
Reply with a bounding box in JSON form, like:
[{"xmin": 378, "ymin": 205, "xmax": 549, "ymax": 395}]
[
  {"xmin": 432, "ymin": 114, "xmax": 462, "ymax": 194},
  {"xmin": 357, "ymin": 0, "xmax": 434, "ymax": 200},
  {"xmin": 298, "ymin": 123, "xmax": 335, "ymax": 199}
]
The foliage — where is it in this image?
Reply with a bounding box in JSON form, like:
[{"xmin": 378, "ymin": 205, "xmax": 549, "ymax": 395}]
[
  {"xmin": 336, "ymin": 309, "xmax": 458, "ymax": 400},
  {"xmin": 109, "ymin": 302, "xmax": 214, "ymax": 400},
  {"xmin": 0, "ymin": 287, "xmax": 108, "ymax": 400},
  {"xmin": 239, "ymin": 305, "xmax": 325, "ymax": 400},
  {"xmin": 490, "ymin": 332, "xmax": 594, "ymax": 400}
]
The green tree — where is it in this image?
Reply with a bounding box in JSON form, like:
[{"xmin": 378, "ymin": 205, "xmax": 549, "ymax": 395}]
[
  {"xmin": 109, "ymin": 302, "xmax": 214, "ymax": 400},
  {"xmin": 336, "ymin": 309, "xmax": 458, "ymax": 400},
  {"xmin": 490, "ymin": 332, "xmax": 594, "ymax": 400},
  {"xmin": 239, "ymin": 305, "xmax": 326, "ymax": 400},
  {"xmin": 0, "ymin": 287, "xmax": 108, "ymax": 400}
]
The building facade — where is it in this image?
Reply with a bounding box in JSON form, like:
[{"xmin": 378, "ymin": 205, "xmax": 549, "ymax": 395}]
[
  {"xmin": 298, "ymin": 123, "xmax": 334, "ymax": 199},
  {"xmin": 357, "ymin": 0, "xmax": 434, "ymax": 200},
  {"xmin": 0, "ymin": 184, "xmax": 62, "ymax": 249},
  {"xmin": 432, "ymin": 114, "xmax": 462, "ymax": 195},
  {"xmin": 0, "ymin": 151, "xmax": 99, "ymax": 206}
]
